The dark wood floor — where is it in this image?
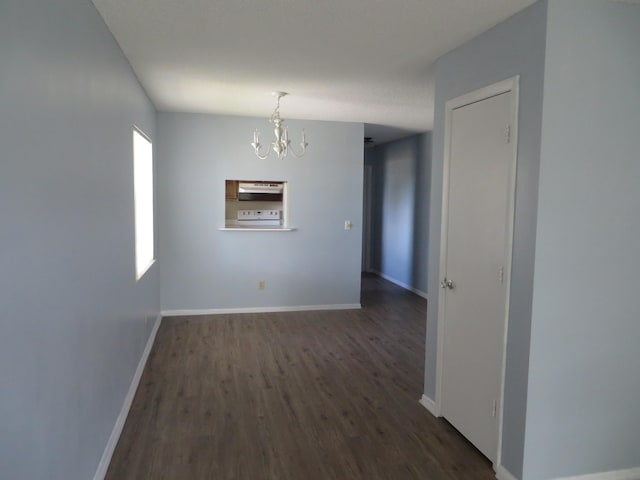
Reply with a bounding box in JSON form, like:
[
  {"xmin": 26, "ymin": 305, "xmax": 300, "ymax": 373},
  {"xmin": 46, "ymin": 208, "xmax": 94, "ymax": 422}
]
[{"xmin": 106, "ymin": 274, "xmax": 493, "ymax": 479}]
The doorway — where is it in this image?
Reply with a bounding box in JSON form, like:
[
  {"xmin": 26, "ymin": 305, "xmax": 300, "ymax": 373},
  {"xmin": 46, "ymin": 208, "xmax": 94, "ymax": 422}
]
[{"xmin": 362, "ymin": 163, "xmax": 374, "ymax": 272}]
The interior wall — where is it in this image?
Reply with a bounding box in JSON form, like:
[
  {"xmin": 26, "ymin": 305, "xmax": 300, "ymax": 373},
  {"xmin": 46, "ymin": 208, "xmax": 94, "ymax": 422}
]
[
  {"xmin": 157, "ymin": 113, "xmax": 364, "ymax": 311},
  {"xmin": 523, "ymin": 1, "xmax": 640, "ymax": 478},
  {"xmin": 0, "ymin": 1, "xmax": 159, "ymax": 479},
  {"xmin": 426, "ymin": 2, "xmax": 547, "ymax": 476},
  {"xmin": 365, "ymin": 133, "xmax": 431, "ymax": 296}
]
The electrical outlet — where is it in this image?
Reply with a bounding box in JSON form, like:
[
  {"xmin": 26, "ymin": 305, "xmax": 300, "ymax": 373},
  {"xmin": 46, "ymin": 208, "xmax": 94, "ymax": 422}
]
[
  {"xmin": 258, "ymin": 280, "xmax": 265, "ymax": 290},
  {"xmin": 345, "ymin": 220, "xmax": 352, "ymax": 230}
]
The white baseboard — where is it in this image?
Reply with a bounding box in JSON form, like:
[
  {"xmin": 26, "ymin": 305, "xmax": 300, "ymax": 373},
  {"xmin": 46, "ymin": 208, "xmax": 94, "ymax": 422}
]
[
  {"xmin": 554, "ymin": 467, "xmax": 640, "ymax": 480},
  {"xmin": 93, "ymin": 314, "xmax": 162, "ymax": 480},
  {"xmin": 372, "ymin": 271, "xmax": 428, "ymax": 300},
  {"xmin": 419, "ymin": 394, "xmax": 441, "ymax": 417},
  {"xmin": 161, "ymin": 303, "xmax": 362, "ymax": 317},
  {"xmin": 495, "ymin": 465, "xmax": 640, "ymax": 480},
  {"xmin": 496, "ymin": 464, "xmax": 519, "ymax": 480}
]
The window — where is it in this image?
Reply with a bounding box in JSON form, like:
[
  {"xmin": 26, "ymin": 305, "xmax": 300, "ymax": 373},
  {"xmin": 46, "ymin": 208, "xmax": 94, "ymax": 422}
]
[{"xmin": 133, "ymin": 127, "xmax": 154, "ymax": 279}]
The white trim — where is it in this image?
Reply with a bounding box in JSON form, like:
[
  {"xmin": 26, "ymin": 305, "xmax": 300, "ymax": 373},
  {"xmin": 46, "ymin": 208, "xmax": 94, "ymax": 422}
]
[
  {"xmin": 554, "ymin": 468, "xmax": 640, "ymax": 480},
  {"xmin": 371, "ymin": 271, "xmax": 428, "ymax": 300},
  {"xmin": 496, "ymin": 464, "xmax": 519, "ymax": 480},
  {"xmin": 419, "ymin": 394, "xmax": 441, "ymax": 417},
  {"xmin": 495, "ymin": 75, "xmax": 520, "ymax": 470},
  {"xmin": 93, "ymin": 315, "xmax": 162, "ymax": 480},
  {"xmin": 435, "ymin": 75, "xmax": 520, "ymax": 465},
  {"xmin": 219, "ymin": 227, "xmax": 296, "ymax": 232},
  {"xmin": 161, "ymin": 304, "xmax": 362, "ymax": 317}
]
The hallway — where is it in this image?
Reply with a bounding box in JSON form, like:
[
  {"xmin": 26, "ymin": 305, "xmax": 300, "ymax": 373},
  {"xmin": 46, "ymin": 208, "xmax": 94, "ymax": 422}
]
[{"xmin": 106, "ymin": 275, "xmax": 493, "ymax": 479}]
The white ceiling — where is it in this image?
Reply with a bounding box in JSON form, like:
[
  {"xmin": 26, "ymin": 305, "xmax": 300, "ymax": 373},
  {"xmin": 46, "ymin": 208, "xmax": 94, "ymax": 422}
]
[{"xmin": 92, "ymin": 0, "xmax": 537, "ymax": 144}]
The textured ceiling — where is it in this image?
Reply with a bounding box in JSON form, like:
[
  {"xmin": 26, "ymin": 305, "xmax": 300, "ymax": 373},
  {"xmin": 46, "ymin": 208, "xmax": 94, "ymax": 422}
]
[{"xmin": 92, "ymin": 0, "xmax": 537, "ymax": 144}]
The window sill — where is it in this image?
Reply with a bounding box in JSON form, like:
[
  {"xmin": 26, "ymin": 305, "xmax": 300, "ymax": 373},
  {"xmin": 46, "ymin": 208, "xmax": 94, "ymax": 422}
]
[{"xmin": 219, "ymin": 226, "xmax": 296, "ymax": 232}]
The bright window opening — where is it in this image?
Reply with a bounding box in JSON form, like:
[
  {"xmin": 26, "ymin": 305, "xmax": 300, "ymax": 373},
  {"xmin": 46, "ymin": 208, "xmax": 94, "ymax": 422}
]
[{"xmin": 133, "ymin": 127, "xmax": 154, "ymax": 280}]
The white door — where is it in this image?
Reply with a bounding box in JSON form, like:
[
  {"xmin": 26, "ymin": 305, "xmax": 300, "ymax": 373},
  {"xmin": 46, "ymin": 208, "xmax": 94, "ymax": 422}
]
[{"xmin": 439, "ymin": 89, "xmax": 515, "ymax": 463}]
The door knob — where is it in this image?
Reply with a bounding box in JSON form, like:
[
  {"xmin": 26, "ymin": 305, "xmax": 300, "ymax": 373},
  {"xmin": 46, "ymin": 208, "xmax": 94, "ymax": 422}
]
[{"xmin": 440, "ymin": 278, "xmax": 455, "ymax": 290}]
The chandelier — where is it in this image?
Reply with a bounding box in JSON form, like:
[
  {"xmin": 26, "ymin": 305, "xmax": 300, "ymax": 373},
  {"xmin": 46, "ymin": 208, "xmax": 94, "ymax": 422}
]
[{"xmin": 251, "ymin": 92, "xmax": 308, "ymax": 160}]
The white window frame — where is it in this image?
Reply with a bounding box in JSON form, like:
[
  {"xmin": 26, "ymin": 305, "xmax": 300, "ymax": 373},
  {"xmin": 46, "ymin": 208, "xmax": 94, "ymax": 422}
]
[{"xmin": 133, "ymin": 126, "xmax": 155, "ymax": 280}]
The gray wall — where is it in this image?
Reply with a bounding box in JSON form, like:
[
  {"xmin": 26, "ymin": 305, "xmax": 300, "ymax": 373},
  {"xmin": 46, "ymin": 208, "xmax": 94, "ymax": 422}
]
[
  {"xmin": 523, "ymin": 1, "xmax": 640, "ymax": 478},
  {"xmin": 0, "ymin": 0, "xmax": 159, "ymax": 479},
  {"xmin": 365, "ymin": 133, "xmax": 431, "ymax": 295},
  {"xmin": 157, "ymin": 113, "xmax": 364, "ymax": 311},
  {"xmin": 426, "ymin": 2, "xmax": 547, "ymax": 476}
]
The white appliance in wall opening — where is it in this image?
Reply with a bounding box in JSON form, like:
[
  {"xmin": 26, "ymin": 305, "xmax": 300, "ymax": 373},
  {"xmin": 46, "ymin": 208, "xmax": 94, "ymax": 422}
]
[
  {"xmin": 238, "ymin": 182, "xmax": 283, "ymax": 201},
  {"xmin": 237, "ymin": 209, "xmax": 282, "ymax": 226}
]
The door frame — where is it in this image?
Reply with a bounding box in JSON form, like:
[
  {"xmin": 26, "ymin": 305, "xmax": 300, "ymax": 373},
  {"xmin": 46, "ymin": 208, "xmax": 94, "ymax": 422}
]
[{"xmin": 434, "ymin": 76, "xmax": 520, "ymax": 469}]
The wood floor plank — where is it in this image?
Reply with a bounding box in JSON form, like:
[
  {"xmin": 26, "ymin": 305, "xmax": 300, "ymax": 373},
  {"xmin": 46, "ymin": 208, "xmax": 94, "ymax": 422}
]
[{"xmin": 105, "ymin": 274, "xmax": 493, "ymax": 479}]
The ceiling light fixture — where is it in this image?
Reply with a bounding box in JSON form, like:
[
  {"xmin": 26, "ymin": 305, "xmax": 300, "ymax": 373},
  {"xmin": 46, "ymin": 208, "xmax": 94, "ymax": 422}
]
[{"xmin": 251, "ymin": 92, "xmax": 308, "ymax": 160}]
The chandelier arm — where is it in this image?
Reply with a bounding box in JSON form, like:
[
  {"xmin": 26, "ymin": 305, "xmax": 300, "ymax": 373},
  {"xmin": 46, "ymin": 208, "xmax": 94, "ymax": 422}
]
[
  {"xmin": 287, "ymin": 142, "xmax": 307, "ymax": 158},
  {"xmin": 252, "ymin": 141, "xmax": 271, "ymax": 160},
  {"xmin": 287, "ymin": 129, "xmax": 307, "ymax": 158}
]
